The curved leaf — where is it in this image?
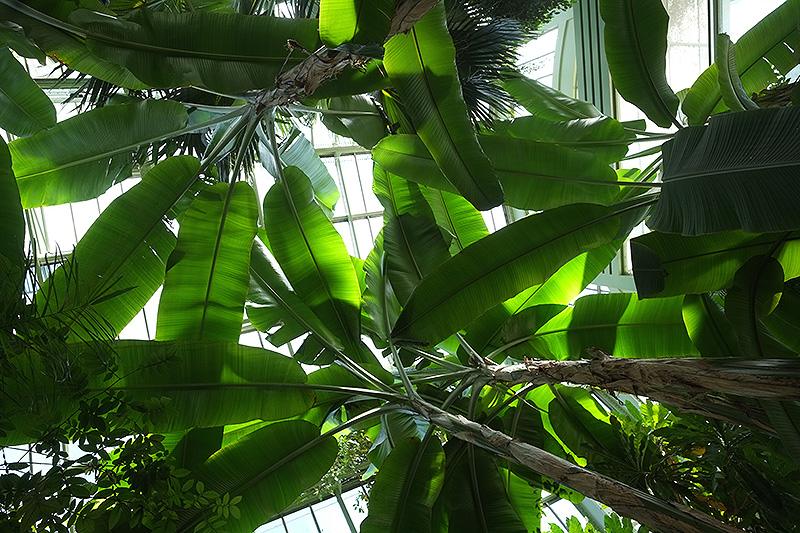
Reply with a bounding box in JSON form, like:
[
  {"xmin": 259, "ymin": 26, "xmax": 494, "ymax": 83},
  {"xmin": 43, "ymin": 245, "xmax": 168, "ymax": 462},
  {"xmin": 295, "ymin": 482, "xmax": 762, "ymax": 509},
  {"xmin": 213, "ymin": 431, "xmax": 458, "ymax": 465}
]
[
  {"xmin": 0, "ymin": 2, "xmax": 147, "ymax": 89},
  {"xmin": 10, "ymin": 99, "xmax": 188, "ymax": 208},
  {"xmin": 321, "ymin": 94, "xmax": 387, "ymax": 149},
  {"xmin": 1, "ymin": 339, "xmax": 314, "ymax": 445},
  {"xmin": 319, "ymin": 0, "xmax": 394, "ymax": 48},
  {"xmin": 246, "ymin": 236, "xmax": 342, "ymax": 350},
  {"xmin": 599, "ymin": 0, "xmax": 679, "ymax": 128},
  {"xmin": 463, "ymin": 240, "xmax": 623, "ymax": 359},
  {"xmin": 716, "ymin": 33, "xmax": 758, "ymax": 112},
  {"xmin": 682, "ymin": 293, "xmax": 738, "ymax": 357},
  {"xmin": 373, "ymin": 134, "xmax": 622, "ymax": 211},
  {"xmin": 392, "ymin": 201, "xmax": 649, "ymax": 345},
  {"xmin": 524, "ymin": 293, "xmax": 699, "ymax": 360},
  {"xmin": 179, "ymin": 420, "xmax": 338, "ymax": 533},
  {"xmin": 360, "ymin": 437, "xmax": 446, "ymax": 533},
  {"xmin": 683, "ymin": 0, "xmax": 800, "ymax": 125},
  {"xmin": 156, "ymin": 182, "xmax": 258, "ymax": 342},
  {"xmin": 0, "ymin": 46, "xmax": 55, "ymax": 136},
  {"xmin": 279, "ymin": 129, "xmax": 340, "ymax": 211},
  {"xmin": 374, "ymin": 168, "xmax": 451, "ymax": 303},
  {"xmin": 632, "ymin": 230, "xmax": 800, "ymax": 298},
  {"xmin": 649, "ymin": 107, "xmax": 800, "ymax": 234},
  {"xmin": 436, "ymin": 444, "xmax": 527, "ymax": 533},
  {"xmin": 262, "ymin": 166, "xmax": 389, "ymax": 377},
  {"xmin": 420, "ymin": 186, "xmax": 489, "ymax": 254},
  {"xmin": 36, "ymin": 156, "xmax": 201, "ymax": 335},
  {"xmin": 500, "ymin": 114, "xmax": 632, "ymax": 164},
  {"xmin": 383, "ymin": 3, "xmax": 503, "ymax": 210},
  {"xmin": 72, "ymin": 8, "xmax": 321, "ymax": 93},
  {"xmin": 501, "ymin": 72, "xmax": 602, "ymax": 121},
  {"xmin": 725, "ymin": 256, "xmax": 794, "ymax": 359}
]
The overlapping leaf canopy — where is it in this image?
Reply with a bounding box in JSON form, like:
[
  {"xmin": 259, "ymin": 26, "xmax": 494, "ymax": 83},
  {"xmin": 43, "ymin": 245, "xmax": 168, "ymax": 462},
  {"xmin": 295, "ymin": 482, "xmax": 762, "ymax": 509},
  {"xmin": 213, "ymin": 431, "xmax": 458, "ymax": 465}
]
[{"xmin": 1, "ymin": 0, "xmax": 799, "ymax": 532}]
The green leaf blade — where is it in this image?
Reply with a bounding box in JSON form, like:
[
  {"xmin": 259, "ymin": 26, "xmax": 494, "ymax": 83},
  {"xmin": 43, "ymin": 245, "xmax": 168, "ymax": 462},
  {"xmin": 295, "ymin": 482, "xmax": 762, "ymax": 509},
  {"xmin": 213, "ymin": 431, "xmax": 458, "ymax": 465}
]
[
  {"xmin": 73, "ymin": 9, "xmax": 321, "ymax": 93},
  {"xmin": 382, "ymin": 4, "xmax": 503, "ymax": 210},
  {"xmin": 11, "ymin": 99, "xmax": 188, "ymax": 208},
  {"xmin": 599, "ymin": 0, "xmax": 679, "ymax": 128},
  {"xmin": 0, "ymin": 46, "xmax": 55, "ymax": 137},
  {"xmin": 649, "ymin": 107, "xmax": 800, "ymax": 235},
  {"xmin": 157, "ymin": 182, "xmax": 258, "ymax": 342}
]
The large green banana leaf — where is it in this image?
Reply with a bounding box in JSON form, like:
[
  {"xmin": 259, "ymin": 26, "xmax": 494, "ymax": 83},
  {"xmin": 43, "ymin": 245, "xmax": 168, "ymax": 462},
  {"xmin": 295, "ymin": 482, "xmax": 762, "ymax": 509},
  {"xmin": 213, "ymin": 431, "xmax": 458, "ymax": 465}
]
[
  {"xmin": 319, "ymin": 0, "xmax": 393, "ymax": 48},
  {"xmin": 599, "ymin": 0, "xmax": 679, "ymax": 128},
  {"xmin": 420, "ymin": 186, "xmax": 489, "ymax": 254},
  {"xmin": 0, "ymin": 2, "xmax": 147, "ymax": 89},
  {"xmin": 649, "ymin": 107, "xmax": 800, "ymax": 235},
  {"xmin": 682, "ymin": 293, "xmax": 738, "ymax": 357},
  {"xmin": 246, "ymin": 237, "xmax": 343, "ymax": 349},
  {"xmin": 682, "ymin": 0, "xmax": 800, "ymax": 125},
  {"xmin": 10, "ymin": 99, "xmax": 188, "ymax": 208},
  {"xmin": 177, "ymin": 421, "xmax": 338, "ymax": 533},
  {"xmin": 501, "ymin": 72, "xmax": 602, "ymax": 121},
  {"xmin": 764, "ymin": 279, "xmax": 800, "ymax": 353},
  {"xmin": 725, "ymin": 256, "xmax": 795, "ymax": 359},
  {"xmin": 432, "ymin": 443, "xmax": 528, "ymax": 533},
  {"xmin": 522, "ymin": 293, "xmax": 699, "ymax": 360},
  {"xmin": 279, "ymin": 129, "xmax": 340, "ymax": 211},
  {"xmin": 360, "ymin": 437, "xmax": 446, "ymax": 533},
  {"xmin": 321, "ymin": 94, "xmax": 387, "ymax": 149},
  {"xmin": 374, "ymin": 168, "xmax": 451, "ymax": 303},
  {"xmin": 462, "ymin": 240, "xmax": 623, "ymax": 359},
  {"xmin": 0, "ymin": 136, "xmax": 24, "ymax": 313},
  {"xmin": 498, "ymin": 114, "xmax": 633, "ymax": 164},
  {"xmin": 70, "ymin": 8, "xmax": 321, "ymax": 93},
  {"xmin": 367, "ymin": 412, "xmax": 425, "ymax": 468},
  {"xmin": 263, "ymin": 166, "xmax": 382, "ymax": 370},
  {"xmin": 36, "ymin": 156, "xmax": 200, "ymax": 336},
  {"xmin": 716, "ymin": 33, "xmax": 758, "ymax": 112},
  {"xmin": 0, "ymin": 46, "xmax": 55, "ymax": 136},
  {"xmin": 382, "ymin": 3, "xmax": 503, "ymax": 210},
  {"xmin": 373, "ymin": 134, "xmax": 622, "ymax": 211},
  {"xmin": 156, "ymin": 182, "xmax": 258, "ymax": 342},
  {"xmin": 1, "ymin": 339, "xmax": 314, "ymax": 445},
  {"xmin": 392, "ymin": 200, "xmax": 650, "ymax": 346},
  {"xmin": 631, "ymin": 231, "xmax": 800, "ymax": 298}
]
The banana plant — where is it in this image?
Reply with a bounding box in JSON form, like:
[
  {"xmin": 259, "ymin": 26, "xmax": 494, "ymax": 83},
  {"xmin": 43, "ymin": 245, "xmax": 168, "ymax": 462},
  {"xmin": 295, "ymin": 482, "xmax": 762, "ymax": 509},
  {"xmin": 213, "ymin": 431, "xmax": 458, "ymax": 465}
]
[{"xmin": 0, "ymin": 0, "xmax": 799, "ymax": 532}]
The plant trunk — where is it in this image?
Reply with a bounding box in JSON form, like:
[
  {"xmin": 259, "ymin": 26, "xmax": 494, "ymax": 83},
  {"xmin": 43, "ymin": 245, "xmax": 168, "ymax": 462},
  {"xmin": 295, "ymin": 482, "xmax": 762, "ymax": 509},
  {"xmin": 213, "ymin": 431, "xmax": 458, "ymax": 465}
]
[
  {"xmin": 410, "ymin": 398, "xmax": 744, "ymax": 533},
  {"xmin": 483, "ymin": 355, "xmax": 799, "ymax": 432},
  {"xmin": 257, "ymin": 0, "xmax": 440, "ymax": 108}
]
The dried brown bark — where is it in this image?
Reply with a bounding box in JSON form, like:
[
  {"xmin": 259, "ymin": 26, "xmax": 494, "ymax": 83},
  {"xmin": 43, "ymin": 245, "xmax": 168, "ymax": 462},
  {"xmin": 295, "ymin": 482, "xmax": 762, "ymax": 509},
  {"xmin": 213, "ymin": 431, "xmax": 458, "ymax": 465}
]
[
  {"xmin": 486, "ymin": 352, "xmax": 800, "ymax": 403},
  {"xmin": 479, "ymin": 353, "xmax": 800, "ymax": 433},
  {"xmin": 256, "ymin": 0, "xmax": 439, "ymax": 108},
  {"xmin": 411, "ymin": 398, "xmax": 745, "ymax": 533}
]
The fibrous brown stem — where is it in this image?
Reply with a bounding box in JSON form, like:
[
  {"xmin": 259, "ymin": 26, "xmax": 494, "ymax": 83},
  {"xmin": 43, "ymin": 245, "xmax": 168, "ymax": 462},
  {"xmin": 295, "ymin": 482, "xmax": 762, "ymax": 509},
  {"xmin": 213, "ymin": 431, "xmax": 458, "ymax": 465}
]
[
  {"xmin": 256, "ymin": 0, "xmax": 439, "ymax": 108},
  {"xmin": 411, "ymin": 398, "xmax": 744, "ymax": 533}
]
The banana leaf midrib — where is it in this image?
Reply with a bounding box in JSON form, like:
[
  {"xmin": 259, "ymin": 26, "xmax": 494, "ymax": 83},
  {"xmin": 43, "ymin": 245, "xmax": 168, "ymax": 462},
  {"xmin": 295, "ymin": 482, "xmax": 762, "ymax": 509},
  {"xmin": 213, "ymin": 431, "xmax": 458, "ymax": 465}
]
[
  {"xmin": 12, "ymin": 111, "xmax": 240, "ymax": 180},
  {"xmin": 281, "ymin": 175, "xmax": 360, "ymax": 348},
  {"xmin": 527, "ymin": 320, "xmax": 692, "ymax": 340},
  {"xmin": 394, "ymin": 197, "xmax": 657, "ymax": 337},
  {"xmin": 388, "ymin": 177, "xmax": 425, "ymax": 282},
  {"xmin": 665, "ymin": 160, "xmax": 798, "ymax": 182},
  {"xmin": 407, "ymin": 25, "xmax": 495, "ymax": 204},
  {"xmin": 197, "ymin": 183, "xmax": 237, "ymax": 339},
  {"xmin": 657, "ymin": 234, "xmax": 800, "ymax": 267},
  {"xmin": 621, "ymin": 0, "xmax": 676, "ymax": 125},
  {"xmin": 88, "ymin": 33, "xmax": 303, "ymax": 63},
  {"xmin": 377, "ymin": 144, "xmax": 639, "ymax": 187}
]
